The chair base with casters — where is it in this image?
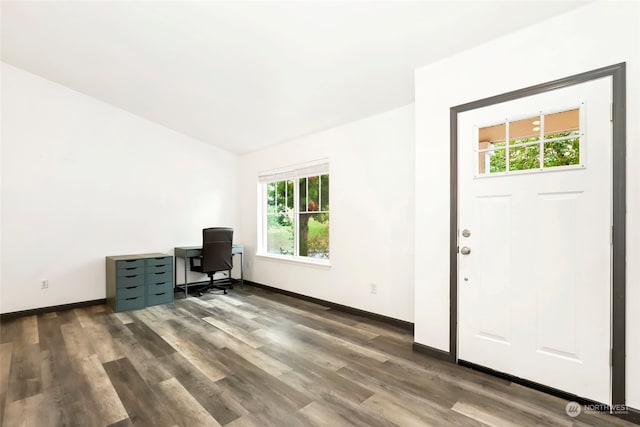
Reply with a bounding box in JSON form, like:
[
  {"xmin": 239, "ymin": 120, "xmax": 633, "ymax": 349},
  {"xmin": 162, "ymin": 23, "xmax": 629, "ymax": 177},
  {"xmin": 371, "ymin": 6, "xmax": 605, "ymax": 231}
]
[{"xmin": 189, "ymin": 258, "xmax": 233, "ymax": 295}]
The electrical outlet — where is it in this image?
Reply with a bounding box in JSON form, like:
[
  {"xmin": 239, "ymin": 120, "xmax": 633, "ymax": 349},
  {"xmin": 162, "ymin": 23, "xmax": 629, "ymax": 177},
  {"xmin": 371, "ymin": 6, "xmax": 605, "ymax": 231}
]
[
  {"xmin": 41, "ymin": 280, "xmax": 49, "ymax": 289},
  {"xmin": 370, "ymin": 283, "xmax": 377, "ymax": 294}
]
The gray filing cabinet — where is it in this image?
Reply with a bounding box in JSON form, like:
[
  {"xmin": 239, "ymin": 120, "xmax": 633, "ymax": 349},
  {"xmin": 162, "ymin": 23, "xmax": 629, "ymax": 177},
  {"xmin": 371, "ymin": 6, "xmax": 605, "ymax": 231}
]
[{"xmin": 106, "ymin": 253, "xmax": 174, "ymax": 312}]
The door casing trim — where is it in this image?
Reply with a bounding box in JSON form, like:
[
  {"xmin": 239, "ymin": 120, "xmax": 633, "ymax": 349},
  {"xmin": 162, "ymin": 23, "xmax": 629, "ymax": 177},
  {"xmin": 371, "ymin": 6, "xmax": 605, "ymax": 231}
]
[{"xmin": 448, "ymin": 63, "xmax": 626, "ymax": 406}]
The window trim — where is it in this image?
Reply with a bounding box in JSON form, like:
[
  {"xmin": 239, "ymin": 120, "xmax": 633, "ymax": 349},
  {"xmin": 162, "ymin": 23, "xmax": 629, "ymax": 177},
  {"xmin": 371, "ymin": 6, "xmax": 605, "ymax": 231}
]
[
  {"xmin": 258, "ymin": 160, "xmax": 329, "ymax": 184},
  {"xmin": 255, "ymin": 252, "xmax": 331, "ymax": 268}
]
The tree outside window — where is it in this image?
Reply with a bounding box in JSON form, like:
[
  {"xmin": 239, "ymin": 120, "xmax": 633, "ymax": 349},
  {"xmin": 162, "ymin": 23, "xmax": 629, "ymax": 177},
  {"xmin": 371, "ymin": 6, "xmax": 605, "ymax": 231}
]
[{"xmin": 264, "ymin": 173, "xmax": 329, "ymax": 259}]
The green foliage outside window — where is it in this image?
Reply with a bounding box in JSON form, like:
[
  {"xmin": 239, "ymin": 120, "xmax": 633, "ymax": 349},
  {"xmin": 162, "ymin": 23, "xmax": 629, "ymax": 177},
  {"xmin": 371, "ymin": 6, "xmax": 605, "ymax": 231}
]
[{"xmin": 488, "ymin": 132, "xmax": 580, "ymax": 173}]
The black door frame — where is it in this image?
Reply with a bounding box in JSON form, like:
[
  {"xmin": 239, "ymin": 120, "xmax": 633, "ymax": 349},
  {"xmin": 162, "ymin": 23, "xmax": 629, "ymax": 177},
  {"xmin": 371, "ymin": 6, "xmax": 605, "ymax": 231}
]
[{"xmin": 448, "ymin": 63, "xmax": 626, "ymax": 406}]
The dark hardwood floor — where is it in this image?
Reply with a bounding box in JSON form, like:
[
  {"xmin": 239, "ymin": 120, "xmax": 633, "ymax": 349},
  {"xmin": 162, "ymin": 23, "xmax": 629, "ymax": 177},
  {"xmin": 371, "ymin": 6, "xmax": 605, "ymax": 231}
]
[{"xmin": 0, "ymin": 286, "xmax": 634, "ymax": 426}]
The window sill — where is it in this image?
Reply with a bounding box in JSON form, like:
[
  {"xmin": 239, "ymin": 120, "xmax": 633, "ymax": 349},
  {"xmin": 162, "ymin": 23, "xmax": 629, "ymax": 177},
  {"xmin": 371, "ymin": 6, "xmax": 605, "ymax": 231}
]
[{"xmin": 255, "ymin": 253, "xmax": 331, "ymax": 269}]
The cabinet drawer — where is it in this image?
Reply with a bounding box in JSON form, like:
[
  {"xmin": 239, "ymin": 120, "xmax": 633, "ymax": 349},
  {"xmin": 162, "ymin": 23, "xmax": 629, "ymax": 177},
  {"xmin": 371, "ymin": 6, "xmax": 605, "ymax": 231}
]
[
  {"xmin": 116, "ymin": 259, "xmax": 144, "ymax": 269},
  {"xmin": 146, "ymin": 291, "xmax": 173, "ymax": 307},
  {"xmin": 146, "ymin": 271, "xmax": 172, "ymax": 285},
  {"xmin": 117, "ymin": 285, "xmax": 145, "ymax": 299},
  {"xmin": 145, "ymin": 256, "xmax": 172, "ymax": 266},
  {"xmin": 116, "ymin": 296, "xmax": 145, "ymax": 312},
  {"xmin": 117, "ymin": 266, "xmax": 145, "ymax": 277},
  {"xmin": 146, "ymin": 263, "xmax": 172, "ymax": 274},
  {"xmin": 116, "ymin": 274, "xmax": 145, "ymax": 288},
  {"xmin": 146, "ymin": 281, "xmax": 173, "ymax": 295}
]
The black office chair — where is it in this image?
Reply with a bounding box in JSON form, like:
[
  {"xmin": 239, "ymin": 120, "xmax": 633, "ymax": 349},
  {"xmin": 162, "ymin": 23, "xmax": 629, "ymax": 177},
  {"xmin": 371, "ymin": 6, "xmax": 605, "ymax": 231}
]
[{"xmin": 189, "ymin": 227, "xmax": 234, "ymax": 295}]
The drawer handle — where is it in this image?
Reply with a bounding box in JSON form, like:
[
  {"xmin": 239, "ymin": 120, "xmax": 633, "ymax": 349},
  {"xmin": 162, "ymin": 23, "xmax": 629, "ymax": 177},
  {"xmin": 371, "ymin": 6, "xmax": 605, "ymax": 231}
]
[
  {"xmin": 125, "ymin": 267, "xmax": 137, "ymax": 271},
  {"xmin": 125, "ymin": 275, "xmax": 137, "ymax": 278},
  {"xmin": 153, "ymin": 282, "xmax": 167, "ymax": 286},
  {"xmin": 154, "ymin": 272, "xmax": 164, "ymax": 275},
  {"xmin": 125, "ymin": 286, "xmax": 137, "ymax": 289},
  {"xmin": 124, "ymin": 260, "xmax": 137, "ymax": 263},
  {"xmin": 154, "ymin": 292, "xmax": 166, "ymax": 296},
  {"xmin": 125, "ymin": 297, "xmax": 138, "ymax": 301}
]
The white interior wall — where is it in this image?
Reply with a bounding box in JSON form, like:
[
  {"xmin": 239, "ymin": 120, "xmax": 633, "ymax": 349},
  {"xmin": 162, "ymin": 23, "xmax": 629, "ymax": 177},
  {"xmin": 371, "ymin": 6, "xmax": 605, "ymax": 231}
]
[
  {"xmin": 0, "ymin": 63, "xmax": 239, "ymax": 313},
  {"xmin": 413, "ymin": 1, "xmax": 639, "ymax": 408},
  {"xmin": 238, "ymin": 105, "xmax": 415, "ymax": 322}
]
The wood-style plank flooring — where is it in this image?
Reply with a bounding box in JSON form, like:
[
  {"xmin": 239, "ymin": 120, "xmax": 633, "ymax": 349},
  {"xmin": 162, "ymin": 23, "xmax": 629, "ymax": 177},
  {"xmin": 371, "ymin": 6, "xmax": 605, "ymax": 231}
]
[{"xmin": 0, "ymin": 286, "xmax": 634, "ymax": 427}]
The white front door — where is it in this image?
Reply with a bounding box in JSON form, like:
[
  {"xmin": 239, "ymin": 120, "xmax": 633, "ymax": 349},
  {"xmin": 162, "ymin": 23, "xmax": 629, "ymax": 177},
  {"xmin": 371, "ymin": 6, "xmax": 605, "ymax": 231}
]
[{"xmin": 458, "ymin": 77, "xmax": 612, "ymax": 404}]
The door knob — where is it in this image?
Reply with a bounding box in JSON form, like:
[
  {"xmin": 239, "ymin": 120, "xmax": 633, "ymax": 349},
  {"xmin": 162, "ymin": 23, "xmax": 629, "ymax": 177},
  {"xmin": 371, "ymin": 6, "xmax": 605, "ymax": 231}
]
[{"xmin": 460, "ymin": 246, "xmax": 471, "ymax": 255}]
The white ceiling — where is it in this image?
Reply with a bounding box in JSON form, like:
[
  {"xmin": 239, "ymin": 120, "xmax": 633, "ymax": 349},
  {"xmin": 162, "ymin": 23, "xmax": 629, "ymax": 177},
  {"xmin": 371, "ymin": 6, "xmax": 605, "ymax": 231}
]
[{"xmin": 1, "ymin": 1, "xmax": 587, "ymax": 154}]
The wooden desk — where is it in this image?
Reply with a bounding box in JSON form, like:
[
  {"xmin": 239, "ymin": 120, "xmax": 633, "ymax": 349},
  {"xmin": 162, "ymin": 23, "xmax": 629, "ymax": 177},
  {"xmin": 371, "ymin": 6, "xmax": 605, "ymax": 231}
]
[{"xmin": 174, "ymin": 245, "xmax": 243, "ymax": 296}]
